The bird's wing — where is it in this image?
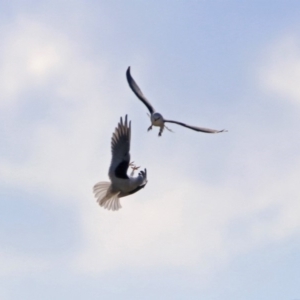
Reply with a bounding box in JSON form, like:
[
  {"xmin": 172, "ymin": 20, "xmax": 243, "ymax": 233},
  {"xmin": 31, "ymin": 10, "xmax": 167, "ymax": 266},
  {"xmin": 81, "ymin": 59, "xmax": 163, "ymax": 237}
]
[
  {"xmin": 128, "ymin": 169, "xmax": 148, "ymax": 195},
  {"xmin": 109, "ymin": 115, "xmax": 131, "ymax": 180},
  {"xmin": 126, "ymin": 67, "xmax": 155, "ymax": 114},
  {"xmin": 164, "ymin": 119, "xmax": 227, "ymax": 133}
]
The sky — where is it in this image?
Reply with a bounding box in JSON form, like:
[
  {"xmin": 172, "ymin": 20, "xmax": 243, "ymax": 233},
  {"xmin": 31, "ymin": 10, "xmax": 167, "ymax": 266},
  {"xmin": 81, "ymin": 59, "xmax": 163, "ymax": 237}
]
[{"xmin": 1, "ymin": 0, "xmax": 300, "ymax": 299}]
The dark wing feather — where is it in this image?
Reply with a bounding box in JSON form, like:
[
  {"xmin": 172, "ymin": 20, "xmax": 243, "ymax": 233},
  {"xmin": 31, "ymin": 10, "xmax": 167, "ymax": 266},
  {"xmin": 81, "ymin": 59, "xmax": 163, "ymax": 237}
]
[
  {"xmin": 109, "ymin": 115, "xmax": 131, "ymax": 180},
  {"xmin": 164, "ymin": 119, "xmax": 227, "ymax": 133},
  {"xmin": 126, "ymin": 67, "xmax": 155, "ymax": 114}
]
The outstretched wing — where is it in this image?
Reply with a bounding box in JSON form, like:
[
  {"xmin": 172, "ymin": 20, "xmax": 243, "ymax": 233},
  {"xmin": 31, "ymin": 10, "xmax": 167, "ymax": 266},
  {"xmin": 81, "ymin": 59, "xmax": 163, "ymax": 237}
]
[
  {"xmin": 126, "ymin": 67, "xmax": 155, "ymax": 114},
  {"xmin": 109, "ymin": 115, "xmax": 131, "ymax": 180},
  {"xmin": 164, "ymin": 119, "xmax": 227, "ymax": 133}
]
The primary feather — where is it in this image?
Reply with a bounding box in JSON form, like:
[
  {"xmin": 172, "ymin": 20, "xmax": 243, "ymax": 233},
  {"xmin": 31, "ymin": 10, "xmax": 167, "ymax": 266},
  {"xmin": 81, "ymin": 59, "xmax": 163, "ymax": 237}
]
[{"xmin": 126, "ymin": 67, "xmax": 155, "ymax": 114}]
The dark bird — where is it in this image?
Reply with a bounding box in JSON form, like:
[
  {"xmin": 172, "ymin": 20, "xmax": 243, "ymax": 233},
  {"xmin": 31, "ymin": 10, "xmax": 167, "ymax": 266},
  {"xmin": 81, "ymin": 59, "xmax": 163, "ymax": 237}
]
[{"xmin": 126, "ymin": 66, "xmax": 227, "ymax": 136}]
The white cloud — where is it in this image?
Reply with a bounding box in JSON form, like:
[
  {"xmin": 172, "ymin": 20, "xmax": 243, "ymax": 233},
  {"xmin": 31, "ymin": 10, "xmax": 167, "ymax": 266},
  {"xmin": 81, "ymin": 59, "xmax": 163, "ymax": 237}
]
[
  {"xmin": 259, "ymin": 35, "xmax": 300, "ymax": 106},
  {"xmin": 0, "ymin": 17, "xmax": 128, "ymax": 202},
  {"xmin": 0, "ymin": 250, "xmax": 50, "ymax": 278},
  {"xmin": 73, "ymin": 167, "xmax": 300, "ymax": 277},
  {"xmin": 0, "ymin": 19, "xmax": 67, "ymax": 108},
  {"xmin": 0, "ymin": 17, "xmax": 131, "ymax": 276},
  {"xmin": 2, "ymin": 20, "xmax": 300, "ymax": 280}
]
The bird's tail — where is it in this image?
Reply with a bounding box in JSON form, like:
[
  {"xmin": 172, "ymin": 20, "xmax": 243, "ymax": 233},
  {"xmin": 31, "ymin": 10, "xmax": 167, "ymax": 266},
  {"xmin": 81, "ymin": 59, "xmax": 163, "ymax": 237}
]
[{"xmin": 93, "ymin": 181, "xmax": 122, "ymax": 211}]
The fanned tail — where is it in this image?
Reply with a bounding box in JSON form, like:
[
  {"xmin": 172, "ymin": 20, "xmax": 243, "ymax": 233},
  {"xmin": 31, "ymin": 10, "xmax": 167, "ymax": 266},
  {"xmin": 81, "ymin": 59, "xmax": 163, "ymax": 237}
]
[{"xmin": 93, "ymin": 181, "xmax": 122, "ymax": 211}]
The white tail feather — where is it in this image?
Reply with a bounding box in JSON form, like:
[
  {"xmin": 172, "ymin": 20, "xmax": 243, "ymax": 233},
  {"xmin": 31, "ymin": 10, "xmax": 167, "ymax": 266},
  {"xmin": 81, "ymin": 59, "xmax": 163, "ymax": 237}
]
[{"xmin": 93, "ymin": 181, "xmax": 122, "ymax": 211}]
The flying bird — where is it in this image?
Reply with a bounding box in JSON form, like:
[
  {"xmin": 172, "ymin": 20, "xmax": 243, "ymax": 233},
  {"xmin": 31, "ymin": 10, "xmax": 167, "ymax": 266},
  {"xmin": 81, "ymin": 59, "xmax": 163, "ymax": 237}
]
[
  {"xmin": 126, "ymin": 66, "xmax": 227, "ymax": 136},
  {"xmin": 93, "ymin": 115, "xmax": 147, "ymax": 211}
]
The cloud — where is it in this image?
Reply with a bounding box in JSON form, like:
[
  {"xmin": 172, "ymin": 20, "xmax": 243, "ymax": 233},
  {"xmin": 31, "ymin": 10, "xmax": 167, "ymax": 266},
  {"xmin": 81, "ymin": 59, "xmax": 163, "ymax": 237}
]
[
  {"xmin": 0, "ymin": 17, "xmax": 129, "ymax": 201},
  {"xmin": 0, "ymin": 16, "xmax": 131, "ymax": 276},
  {"xmin": 74, "ymin": 154, "xmax": 300, "ymax": 275},
  {"xmin": 0, "ymin": 250, "xmax": 50, "ymax": 278},
  {"xmin": 72, "ymin": 36, "xmax": 300, "ymax": 274},
  {"xmin": 259, "ymin": 35, "xmax": 300, "ymax": 106},
  {"xmin": 0, "ymin": 19, "xmax": 67, "ymax": 109},
  {"xmin": 2, "ymin": 20, "xmax": 300, "ymax": 281}
]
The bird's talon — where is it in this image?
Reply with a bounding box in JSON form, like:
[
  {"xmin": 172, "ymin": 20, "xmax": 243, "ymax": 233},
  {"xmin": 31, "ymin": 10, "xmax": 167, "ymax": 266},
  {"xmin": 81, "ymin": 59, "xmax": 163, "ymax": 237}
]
[{"xmin": 130, "ymin": 161, "xmax": 140, "ymax": 176}]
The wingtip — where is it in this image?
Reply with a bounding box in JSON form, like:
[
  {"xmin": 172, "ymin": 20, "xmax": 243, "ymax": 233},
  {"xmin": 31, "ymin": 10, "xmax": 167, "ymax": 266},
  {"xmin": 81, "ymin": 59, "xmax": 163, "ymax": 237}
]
[
  {"xmin": 126, "ymin": 66, "xmax": 131, "ymax": 75},
  {"xmin": 118, "ymin": 114, "xmax": 131, "ymax": 136}
]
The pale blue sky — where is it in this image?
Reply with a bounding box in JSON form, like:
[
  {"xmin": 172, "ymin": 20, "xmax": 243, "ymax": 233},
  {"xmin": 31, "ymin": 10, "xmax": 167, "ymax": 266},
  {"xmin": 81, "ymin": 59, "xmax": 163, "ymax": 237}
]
[{"xmin": 1, "ymin": 1, "xmax": 300, "ymax": 299}]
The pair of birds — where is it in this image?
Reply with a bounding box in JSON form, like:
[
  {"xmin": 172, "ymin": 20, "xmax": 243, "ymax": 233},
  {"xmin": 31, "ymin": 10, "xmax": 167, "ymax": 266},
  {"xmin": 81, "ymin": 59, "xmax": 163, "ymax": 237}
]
[{"xmin": 93, "ymin": 67, "xmax": 227, "ymax": 211}]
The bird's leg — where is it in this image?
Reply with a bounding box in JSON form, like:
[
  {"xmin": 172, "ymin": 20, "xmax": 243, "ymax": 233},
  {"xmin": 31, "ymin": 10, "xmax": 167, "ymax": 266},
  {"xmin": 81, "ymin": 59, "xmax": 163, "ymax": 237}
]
[
  {"xmin": 129, "ymin": 161, "xmax": 140, "ymax": 176},
  {"xmin": 147, "ymin": 125, "xmax": 153, "ymax": 131},
  {"xmin": 158, "ymin": 126, "xmax": 164, "ymax": 136},
  {"xmin": 164, "ymin": 124, "xmax": 173, "ymax": 133}
]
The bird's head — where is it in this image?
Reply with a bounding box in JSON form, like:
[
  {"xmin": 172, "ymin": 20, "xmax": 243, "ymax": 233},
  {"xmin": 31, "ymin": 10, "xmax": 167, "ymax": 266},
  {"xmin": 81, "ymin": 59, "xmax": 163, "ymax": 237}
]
[{"xmin": 151, "ymin": 112, "xmax": 164, "ymax": 125}]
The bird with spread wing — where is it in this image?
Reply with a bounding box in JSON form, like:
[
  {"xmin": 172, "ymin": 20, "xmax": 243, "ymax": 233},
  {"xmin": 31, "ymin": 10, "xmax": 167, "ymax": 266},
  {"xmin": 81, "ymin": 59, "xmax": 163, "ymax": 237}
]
[
  {"xmin": 93, "ymin": 115, "xmax": 147, "ymax": 211},
  {"xmin": 126, "ymin": 66, "xmax": 227, "ymax": 136}
]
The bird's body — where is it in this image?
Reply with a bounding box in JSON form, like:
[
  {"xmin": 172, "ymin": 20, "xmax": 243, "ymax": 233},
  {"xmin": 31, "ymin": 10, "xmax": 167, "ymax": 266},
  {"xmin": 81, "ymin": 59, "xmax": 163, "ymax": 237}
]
[
  {"xmin": 126, "ymin": 66, "xmax": 227, "ymax": 136},
  {"xmin": 149, "ymin": 112, "xmax": 165, "ymax": 135},
  {"xmin": 93, "ymin": 115, "xmax": 147, "ymax": 211}
]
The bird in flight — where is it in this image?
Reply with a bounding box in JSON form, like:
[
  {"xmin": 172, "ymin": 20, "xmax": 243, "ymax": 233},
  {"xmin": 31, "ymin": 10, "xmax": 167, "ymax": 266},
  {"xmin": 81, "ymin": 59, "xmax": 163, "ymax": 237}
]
[
  {"xmin": 126, "ymin": 66, "xmax": 227, "ymax": 136},
  {"xmin": 93, "ymin": 115, "xmax": 147, "ymax": 211}
]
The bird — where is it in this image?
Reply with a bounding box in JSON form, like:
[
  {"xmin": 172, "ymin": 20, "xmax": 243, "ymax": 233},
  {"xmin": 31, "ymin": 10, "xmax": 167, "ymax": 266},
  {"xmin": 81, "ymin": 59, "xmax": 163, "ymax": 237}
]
[
  {"xmin": 126, "ymin": 66, "xmax": 227, "ymax": 136},
  {"xmin": 93, "ymin": 115, "xmax": 148, "ymax": 211}
]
